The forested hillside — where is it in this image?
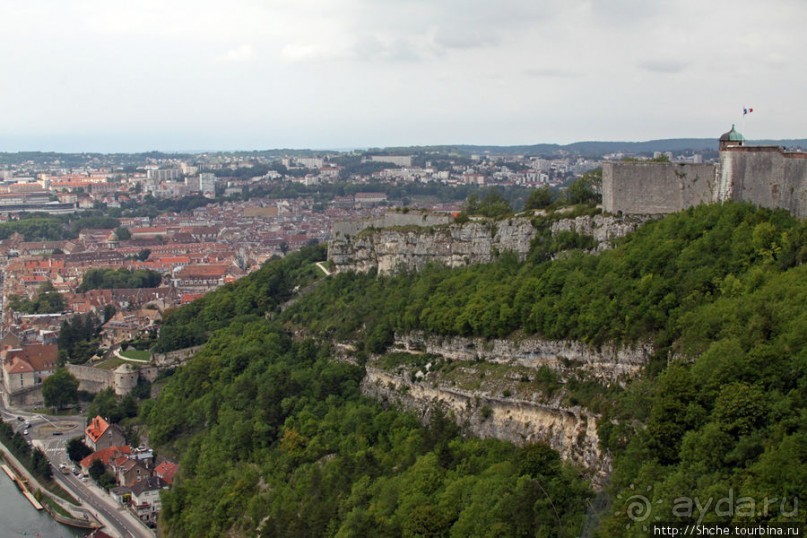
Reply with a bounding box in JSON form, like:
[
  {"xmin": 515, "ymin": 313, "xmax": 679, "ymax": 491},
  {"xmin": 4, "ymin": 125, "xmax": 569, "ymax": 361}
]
[{"xmin": 146, "ymin": 203, "xmax": 807, "ymax": 536}]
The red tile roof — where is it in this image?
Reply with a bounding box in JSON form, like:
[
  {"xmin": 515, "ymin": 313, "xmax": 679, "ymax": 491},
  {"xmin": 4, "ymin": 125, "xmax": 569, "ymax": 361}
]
[
  {"xmin": 23, "ymin": 344, "xmax": 58, "ymax": 372},
  {"xmin": 154, "ymin": 461, "xmax": 178, "ymax": 485},
  {"xmin": 4, "ymin": 356, "xmax": 34, "ymax": 374},
  {"xmin": 85, "ymin": 415, "xmax": 110, "ymax": 443},
  {"xmin": 80, "ymin": 446, "xmax": 131, "ymax": 470}
]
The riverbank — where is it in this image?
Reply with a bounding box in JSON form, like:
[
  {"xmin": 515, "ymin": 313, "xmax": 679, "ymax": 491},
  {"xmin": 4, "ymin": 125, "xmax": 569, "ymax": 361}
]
[{"xmin": 0, "ymin": 438, "xmax": 102, "ymax": 531}]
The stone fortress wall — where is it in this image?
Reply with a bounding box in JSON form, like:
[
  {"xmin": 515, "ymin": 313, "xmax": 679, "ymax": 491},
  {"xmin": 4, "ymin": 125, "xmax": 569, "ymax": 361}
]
[
  {"xmin": 721, "ymin": 147, "xmax": 807, "ymax": 217},
  {"xmin": 604, "ymin": 141, "xmax": 807, "ymax": 218},
  {"xmin": 602, "ymin": 162, "xmax": 717, "ymax": 215}
]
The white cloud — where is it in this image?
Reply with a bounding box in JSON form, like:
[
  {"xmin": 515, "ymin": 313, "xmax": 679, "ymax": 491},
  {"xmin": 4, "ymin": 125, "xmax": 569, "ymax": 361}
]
[{"xmin": 216, "ymin": 45, "xmax": 256, "ymax": 63}]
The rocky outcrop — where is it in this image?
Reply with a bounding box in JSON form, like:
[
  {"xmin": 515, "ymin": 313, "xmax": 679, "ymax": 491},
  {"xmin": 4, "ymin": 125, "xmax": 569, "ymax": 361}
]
[
  {"xmin": 329, "ymin": 219, "xmax": 535, "ymax": 275},
  {"xmin": 328, "ymin": 214, "xmax": 654, "ymax": 275},
  {"xmin": 362, "ymin": 366, "xmax": 611, "ymax": 487},
  {"xmin": 549, "ymin": 214, "xmax": 653, "ymax": 252},
  {"xmin": 395, "ymin": 332, "xmax": 652, "ymax": 386}
]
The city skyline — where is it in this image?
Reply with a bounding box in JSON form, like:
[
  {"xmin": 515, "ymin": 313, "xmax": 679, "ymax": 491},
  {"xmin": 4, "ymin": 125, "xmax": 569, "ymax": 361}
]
[{"xmin": 1, "ymin": 0, "xmax": 805, "ymax": 152}]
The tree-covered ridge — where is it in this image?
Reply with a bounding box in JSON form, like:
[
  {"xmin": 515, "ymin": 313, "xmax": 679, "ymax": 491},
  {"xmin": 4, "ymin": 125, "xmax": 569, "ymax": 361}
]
[
  {"xmin": 144, "ymin": 322, "xmax": 591, "ymax": 537},
  {"xmin": 145, "ymin": 202, "xmax": 807, "ymax": 535},
  {"xmin": 284, "ymin": 203, "xmax": 807, "ymax": 350},
  {"xmin": 154, "ymin": 244, "xmax": 326, "ymax": 352}
]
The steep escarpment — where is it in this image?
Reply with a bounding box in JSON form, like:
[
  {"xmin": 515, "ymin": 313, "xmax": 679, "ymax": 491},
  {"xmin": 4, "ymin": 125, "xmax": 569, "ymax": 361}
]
[
  {"xmin": 145, "ymin": 204, "xmax": 807, "ymax": 536},
  {"xmin": 362, "ymin": 363, "xmax": 611, "ymax": 487},
  {"xmin": 361, "ymin": 331, "xmax": 647, "ymax": 487},
  {"xmin": 329, "ymin": 219, "xmax": 534, "ymax": 274},
  {"xmin": 328, "ymin": 213, "xmax": 651, "ymax": 274},
  {"xmin": 394, "ymin": 332, "xmax": 651, "ymax": 386}
]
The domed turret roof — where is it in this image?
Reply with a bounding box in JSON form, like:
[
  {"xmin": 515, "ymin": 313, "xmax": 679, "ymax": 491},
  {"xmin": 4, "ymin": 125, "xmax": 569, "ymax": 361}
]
[{"xmin": 720, "ymin": 124, "xmax": 744, "ymax": 142}]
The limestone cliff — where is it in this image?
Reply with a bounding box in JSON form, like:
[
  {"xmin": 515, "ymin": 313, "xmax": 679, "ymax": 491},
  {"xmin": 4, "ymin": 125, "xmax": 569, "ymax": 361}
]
[
  {"xmin": 395, "ymin": 332, "xmax": 651, "ymax": 386},
  {"xmin": 362, "ymin": 366, "xmax": 611, "ymax": 487},
  {"xmin": 329, "ymin": 219, "xmax": 534, "ymax": 275},
  {"xmin": 549, "ymin": 214, "xmax": 654, "ymax": 252},
  {"xmin": 329, "ymin": 214, "xmax": 651, "ymax": 275}
]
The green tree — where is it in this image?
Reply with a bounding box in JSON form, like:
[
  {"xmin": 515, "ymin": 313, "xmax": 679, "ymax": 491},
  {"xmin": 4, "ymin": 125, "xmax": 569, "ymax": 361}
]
[
  {"xmin": 42, "ymin": 369, "xmax": 79, "ymax": 409},
  {"xmin": 66, "ymin": 437, "xmax": 92, "ymax": 463},
  {"xmin": 524, "ymin": 186, "xmax": 554, "ymax": 210},
  {"xmin": 114, "ymin": 226, "xmax": 131, "ymax": 240},
  {"xmin": 564, "ymin": 168, "xmax": 601, "ymax": 205},
  {"xmin": 32, "ymin": 448, "xmax": 52, "ymax": 480},
  {"xmin": 88, "ymin": 458, "xmax": 106, "ymax": 481}
]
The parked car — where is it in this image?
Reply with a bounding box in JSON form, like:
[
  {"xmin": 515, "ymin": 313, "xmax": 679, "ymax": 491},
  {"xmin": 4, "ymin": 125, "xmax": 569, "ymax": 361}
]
[{"xmin": 23, "ymin": 429, "xmax": 29, "ymax": 435}]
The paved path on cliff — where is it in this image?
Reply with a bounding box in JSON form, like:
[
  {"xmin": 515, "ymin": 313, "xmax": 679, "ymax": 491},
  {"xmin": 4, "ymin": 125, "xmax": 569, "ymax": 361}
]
[{"xmin": 315, "ymin": 261, "xmax": 332, "ymax": 276}]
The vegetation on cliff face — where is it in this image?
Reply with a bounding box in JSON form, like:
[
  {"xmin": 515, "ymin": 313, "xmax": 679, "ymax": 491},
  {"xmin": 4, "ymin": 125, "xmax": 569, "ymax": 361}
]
[
  {"xmin": 145, "ymin": 202, "xmax": 807, "ymax": 536},
  {"xmin": 154, "ymin": 245, "xmax": 325, "ymax": 352},
  {"xmin": 144, "ymin": 323, "xmax": 590, "ymax": 536}
]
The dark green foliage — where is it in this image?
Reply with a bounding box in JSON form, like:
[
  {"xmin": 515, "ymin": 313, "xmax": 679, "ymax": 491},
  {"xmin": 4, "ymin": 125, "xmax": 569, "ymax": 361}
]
[
  {"xmin": 113, "ymin": 226, "xmax": 131, "ymax": 240},
  {"xmin": 76, "ymin": 268, "xmax": 162, "ymax": 292},
  {"xmin": 0, "ymin": 213, "xmax": 119, "ymax": 241},
  {"xmin": 564, "ymin": 168, "xmax": 601, "ymax": 205},
  {"xmin": 87, "ymin": 388, "xmax": 138, "ymax": 424},
  {"xmin": 66, "ymin": 437, "xmax": 92, "ymax": 463},
  {"xmin": 0, "ymin": 218, "xmax": 67, "ymax": 241},
  {"xmin": 154, "ymin": 243, "xmax": 325, "ymax": 352},
  {"xmin": 32, "ymin": 448, "xmax": 53, "ymax": 480},
  {"xmin": 57, "ymin": 313, "xmax": 101, "ymax": 364},
  {"xmin": 88, "ymin": 459, "xmax": 106, "ymax": 481},
  {"xmin": 0, "ymin": 422, "xmax": 55, "ymax": 483},
  {"xmin": 143, "ymin": 202, "xmax": 807, "ymax": 535},
  {"xmin": 42, "ymin": 368, "xmax": 79, "ymax": 409},
  {"xmin": 524, "ymin": 186, "xmax": 555, "ymax": 210},
  {"xmin": 8, "ymin": 282, "xmax": 65, "ymax": 314},
  {"xmin": 461, "ymin": 188, "xmax": 513, "ymax": 219},
  {"xmin": 68, "ymin": 215, "xmax": 120, "ymax": 234},
  {"xmin": 146, "ymin": 324, "xmax": 590, "ymax": 537}
]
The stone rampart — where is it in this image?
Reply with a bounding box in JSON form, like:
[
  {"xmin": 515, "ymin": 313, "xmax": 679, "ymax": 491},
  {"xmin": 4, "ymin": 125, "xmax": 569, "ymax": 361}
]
[
  {"xmin": 331, "ymin": 211, "xmax": 453, "ymax": 237},
  {"xmin": 602, "ymin": 162, "xmax": 717, "ymax": 214},
  {"xmin": 722, "ymin": 147, "xmax": 807, "ymax": 217},
  {"xmin": 66, "ymin": 364, "xmax": 114, "ymax": 393},
  {"xmin": 603, "ymin": 146, "xmax": 807, "ymax": 217}
]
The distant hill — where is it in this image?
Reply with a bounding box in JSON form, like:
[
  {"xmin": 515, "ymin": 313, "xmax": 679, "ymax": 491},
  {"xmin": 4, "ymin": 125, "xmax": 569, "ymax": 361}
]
[
  {"xmin": 380, "ymin": 138, "xmax": 807, "ymax": 157},
  {"xmin": 2, "ymin": 139, "xmax": 806, "ymax": 164}
]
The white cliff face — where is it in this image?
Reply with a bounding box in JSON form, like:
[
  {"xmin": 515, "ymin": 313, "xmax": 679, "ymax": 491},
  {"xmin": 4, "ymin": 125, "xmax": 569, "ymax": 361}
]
[
  {"xmin": 328, "ymin": 215, "xmax": 652, "ymax": 275},
  {"xmin": 549, "ymin": 214, "xmax": 653, "ymax": 252},
  {"xmin": 361, "ymin": 331, "xmax": 652, "ymax": 487},
  {"xmin": 362, "ymin": 366, "xmax": 612, "ymax": 488},
  {"xmin": 329, "ymin": 219, "xmax": 535, "ymax": 275},
  {"xmin": 395, "ymin": 332, "xmax": 651, "ymax": 386}
]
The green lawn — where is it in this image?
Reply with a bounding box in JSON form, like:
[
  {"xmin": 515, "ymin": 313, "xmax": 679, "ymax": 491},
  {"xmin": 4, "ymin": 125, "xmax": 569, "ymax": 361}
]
[
  {"xmin": 94, "ymin": 357, "xmax": 125, "ymax": 370},
  {"xmin": 119, "ymin": 349, "xmax": 151, "ymax": 361}
]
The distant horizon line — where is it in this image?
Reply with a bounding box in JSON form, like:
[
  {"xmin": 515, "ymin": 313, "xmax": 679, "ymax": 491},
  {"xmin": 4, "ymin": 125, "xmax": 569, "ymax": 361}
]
[{"xmin": 1, "ymin": 136, "xmax": 807, "ymax": 155}]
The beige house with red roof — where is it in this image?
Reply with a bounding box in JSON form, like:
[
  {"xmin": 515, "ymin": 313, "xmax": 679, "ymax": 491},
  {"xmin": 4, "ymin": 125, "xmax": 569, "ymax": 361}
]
[
  {"xmin": 1, "ymin": 344, "xmax": 58, "ymax": 394},
  {"xmin": 85, "ymin": 415, "xmax": 127, "ymax": 452}
]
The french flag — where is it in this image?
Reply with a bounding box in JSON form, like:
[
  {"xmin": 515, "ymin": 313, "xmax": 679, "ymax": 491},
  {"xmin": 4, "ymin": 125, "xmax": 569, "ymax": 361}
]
[{"xmin": 744, "ymin": 107, "xmax": 754, "ymax": 115}]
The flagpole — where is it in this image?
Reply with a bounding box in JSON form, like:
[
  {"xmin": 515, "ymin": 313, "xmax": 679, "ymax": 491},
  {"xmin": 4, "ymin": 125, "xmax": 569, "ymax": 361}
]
[{"xmin": 741, "ymin": 106, "xmax": 745, "ymax": 139}]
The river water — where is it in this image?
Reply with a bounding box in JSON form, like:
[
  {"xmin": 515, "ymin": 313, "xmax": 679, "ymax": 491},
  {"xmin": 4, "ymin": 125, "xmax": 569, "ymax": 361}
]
[{"xmin": 0, "ymin": 472, "xmax": 82, "ymax": 538}]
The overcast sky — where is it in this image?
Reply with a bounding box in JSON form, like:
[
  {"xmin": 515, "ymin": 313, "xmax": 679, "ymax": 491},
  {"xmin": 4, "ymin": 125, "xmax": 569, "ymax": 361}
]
[{"xmin": 1, "ymin": 0, "xmax": 805, "ymax": 152}]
